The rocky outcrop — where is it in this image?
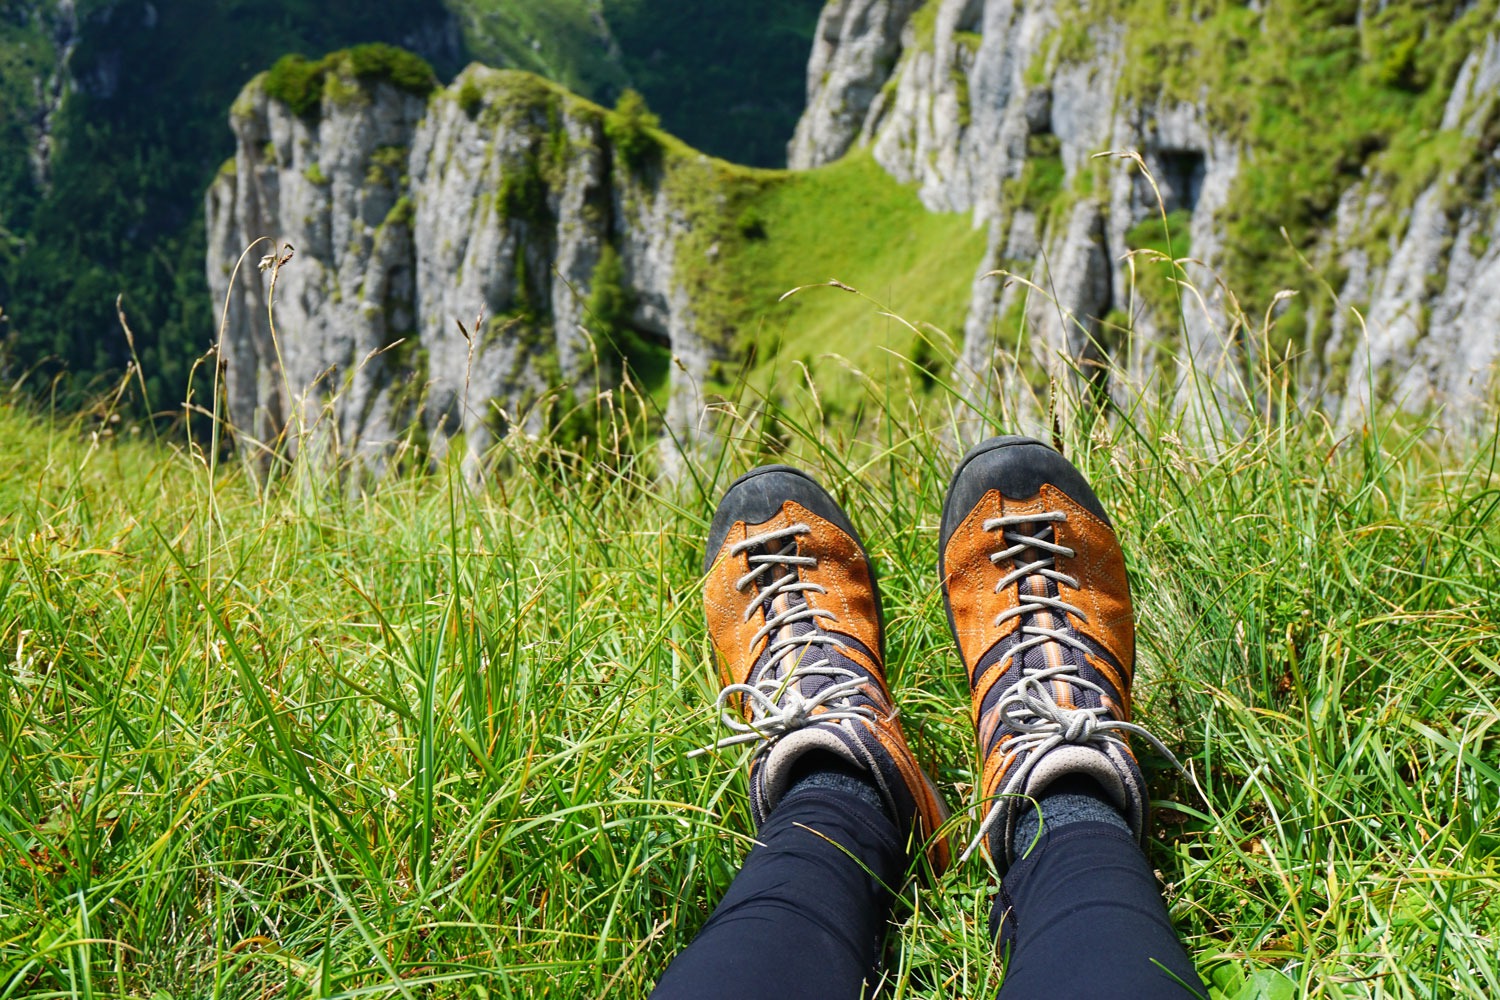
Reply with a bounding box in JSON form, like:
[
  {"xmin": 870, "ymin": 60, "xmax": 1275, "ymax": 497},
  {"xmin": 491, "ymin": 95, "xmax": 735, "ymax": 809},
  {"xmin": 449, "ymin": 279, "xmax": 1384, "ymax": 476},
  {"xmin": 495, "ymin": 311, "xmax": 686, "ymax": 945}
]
[
  {"xmin": 871, "ymin": 0, "xmax": 1242, "ymax": 430},
  {"xmin": 206, "ymin": 73, "xmax": 429, "ymax": 464},
  {"xmin": 207, "ymin": 62, "xmax": 732, "ymax": 471},
  {"xmin": 1331, "ymin": 35, "xmax": 1500, "ymax": 425},
  {"xmin": 796, "ymin": 0, "xmax": 1500, "ymax": 431},
  {"xmin": 787, "ymin": 0, "xmax": 919, "ymax": 170}
]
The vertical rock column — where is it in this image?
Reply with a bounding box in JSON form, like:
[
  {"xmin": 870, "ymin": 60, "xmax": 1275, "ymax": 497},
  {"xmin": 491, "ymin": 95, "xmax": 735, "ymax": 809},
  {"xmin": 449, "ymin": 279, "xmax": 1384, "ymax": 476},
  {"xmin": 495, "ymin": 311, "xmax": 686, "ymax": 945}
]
[{"xmin": 205, "ymin": 72, "xmax": 428, "ymax": 465}]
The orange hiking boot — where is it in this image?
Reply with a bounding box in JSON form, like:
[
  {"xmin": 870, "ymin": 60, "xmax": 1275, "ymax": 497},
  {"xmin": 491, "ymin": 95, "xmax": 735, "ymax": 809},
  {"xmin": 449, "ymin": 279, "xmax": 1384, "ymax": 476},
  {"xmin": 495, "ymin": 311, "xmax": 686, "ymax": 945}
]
[
  {"xmin": 697, "ymin": 464, "xmax": 951, "ymax": 874},
  {"xmin": 939, "ymin": 437, "xmax": 1177, "ymax": 870}
]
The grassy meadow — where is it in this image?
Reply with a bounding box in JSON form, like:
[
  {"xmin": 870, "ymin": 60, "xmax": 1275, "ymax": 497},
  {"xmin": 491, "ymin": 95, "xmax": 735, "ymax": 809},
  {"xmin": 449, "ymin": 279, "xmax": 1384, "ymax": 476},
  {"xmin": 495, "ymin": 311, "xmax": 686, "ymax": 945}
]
[
  {"xmin": 2, "ymin": 292, "xmax": 1499, "ymax": 1000},
  {"xmin": 734, "ymin": 151, "xmax": 988, "ymax": 392}
]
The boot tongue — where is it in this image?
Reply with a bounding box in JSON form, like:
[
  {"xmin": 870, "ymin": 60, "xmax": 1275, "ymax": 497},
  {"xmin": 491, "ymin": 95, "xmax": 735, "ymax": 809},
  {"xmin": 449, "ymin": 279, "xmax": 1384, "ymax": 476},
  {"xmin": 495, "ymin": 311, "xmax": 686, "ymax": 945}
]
[
  {"xmin": 1011, "ymin": 526, "xmax": 1097, "ymax": 711},
  {"xmin": 755, "ymin": 536, "xmax": 841, "ymax": 701},
  {"xmin": 773, "ymin": 594, "xmax": 837, "ymax": 698},
  {"xmin": 1013, "ymin": 525, "xmax": 1070, "ymax": 674},
  {"xmin": 1016, "ymin": 572, "xmax": 1063, "ymax": 675}
]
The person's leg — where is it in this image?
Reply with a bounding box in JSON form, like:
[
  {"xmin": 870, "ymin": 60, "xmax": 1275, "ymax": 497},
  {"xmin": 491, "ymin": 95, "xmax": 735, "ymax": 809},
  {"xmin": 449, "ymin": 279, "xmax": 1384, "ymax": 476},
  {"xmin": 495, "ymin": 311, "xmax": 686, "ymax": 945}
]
[
  {"xmin": 938, "ymin": 438, "xmax": 1205, "ymax": 998},
  {"xmin": 652, "ymin": 759, "xmax": 904, "ymax": 1000},
  {"xmin": 655, "ymin": 465, "xmax": 952, "ymax": 997},
  {"xmin": 991, "ymin": 778, "xmax": 1206, "ymax": 998}
]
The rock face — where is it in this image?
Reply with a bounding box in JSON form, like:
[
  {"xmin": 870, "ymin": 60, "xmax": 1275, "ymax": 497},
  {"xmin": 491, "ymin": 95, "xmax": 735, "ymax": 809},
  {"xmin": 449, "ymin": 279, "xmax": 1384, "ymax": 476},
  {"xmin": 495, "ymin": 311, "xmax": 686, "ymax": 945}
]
[
  {"xmin": 206, "ymin": 75, "xmax": 429, "ymax": 465},
  {"xmin": 1331, "ymin": 34, "xmax": 1500, "ymax": 426},
  {"xmin": 211, "ymin": 6, "xmax": 1500, "ymax": 464},
  {"xmin": 794, "ymin": 0, "xmax": 1245, "ymax": 434},
  {"xmin": 796, "ymin": 0, "xmax": 1500, "ymax": 432},
  {"xmin": 787, "ymin": 0, "xmax": 920, "ymax": 170},
  {"xmin": 207, "ymin": 63, "xmax": 728, "ymax": 471}
]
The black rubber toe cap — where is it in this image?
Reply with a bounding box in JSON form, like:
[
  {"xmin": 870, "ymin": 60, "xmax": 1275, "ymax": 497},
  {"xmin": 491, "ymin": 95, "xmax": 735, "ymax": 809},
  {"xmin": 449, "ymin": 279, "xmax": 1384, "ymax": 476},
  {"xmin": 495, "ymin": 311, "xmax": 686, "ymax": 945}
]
[
  {"xmin": 703, "ymin": 464, "xmax": 864, "ymax": 575},
  {"xmin": 939, "ymin": 436, "xmax": 1111, "ymax": 556}
]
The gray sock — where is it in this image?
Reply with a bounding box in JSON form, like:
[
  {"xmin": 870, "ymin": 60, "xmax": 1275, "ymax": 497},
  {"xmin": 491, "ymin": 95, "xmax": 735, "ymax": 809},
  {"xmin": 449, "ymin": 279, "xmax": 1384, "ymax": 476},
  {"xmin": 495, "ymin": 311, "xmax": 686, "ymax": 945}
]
[
  {"xmin": 782, "ymin": 751, "xmax": 889, "ymax": 818},
  {"xmin": 1013, "ymin": 774, "xmax": 1129, "ymax": 854}
]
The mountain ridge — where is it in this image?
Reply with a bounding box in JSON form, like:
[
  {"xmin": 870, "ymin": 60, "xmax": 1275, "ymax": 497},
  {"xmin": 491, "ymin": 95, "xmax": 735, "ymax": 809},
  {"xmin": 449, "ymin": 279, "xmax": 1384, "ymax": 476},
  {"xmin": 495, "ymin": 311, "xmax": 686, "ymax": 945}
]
[
  {"xmin": 0, "ymin": 0, "xmax": 820, "ymax": 423},
  {"xmin": 206, "ymin": 0, "xmax": 1500, "ymax": 472},
  {"xmin": 7, "ymin": 0, "xmax": 1500, "ymax": 456}
]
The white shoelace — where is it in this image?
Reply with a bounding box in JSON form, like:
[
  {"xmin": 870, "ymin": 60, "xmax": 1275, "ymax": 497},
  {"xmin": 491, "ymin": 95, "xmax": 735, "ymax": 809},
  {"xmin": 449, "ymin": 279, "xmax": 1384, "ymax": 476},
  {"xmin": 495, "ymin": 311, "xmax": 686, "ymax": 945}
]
[
  {"xmin": 958, "ymin": 513, "xmax": 1182, "ymax": 864},
  {"xmin": 691, "ymin": 524, "xmax": 878, "ymax": 758}
]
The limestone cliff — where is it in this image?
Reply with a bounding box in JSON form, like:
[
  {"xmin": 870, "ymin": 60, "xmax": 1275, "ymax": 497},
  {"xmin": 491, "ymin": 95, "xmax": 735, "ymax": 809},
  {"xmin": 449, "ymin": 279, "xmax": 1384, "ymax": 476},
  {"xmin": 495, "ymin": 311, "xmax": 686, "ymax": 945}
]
[
  {"xmin": 1330, "ymin": 34, "xmax": 1500, "ymax": 425},
  {"xmin": 210, "ymin": 4, "xmax": 1500, "ymax": 464},
  {"xmin": 795, "ymin": 0, "xmax": 1500, "ymax": 429},
  {"xmin": 787, "ymin": 0, "xmax": 921, "ymax": 170},
  {"xmin": 207, "ymin": 61, "xmax": 733, "ymax": 470}
]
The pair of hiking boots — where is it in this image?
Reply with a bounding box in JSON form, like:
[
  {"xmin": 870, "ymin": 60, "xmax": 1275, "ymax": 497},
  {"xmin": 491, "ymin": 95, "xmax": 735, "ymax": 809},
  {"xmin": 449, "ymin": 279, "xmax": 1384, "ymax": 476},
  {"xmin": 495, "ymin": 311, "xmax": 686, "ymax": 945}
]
[{"xmin": 700, "ymin": 436, "xmax": 1166, "ymax": 873}]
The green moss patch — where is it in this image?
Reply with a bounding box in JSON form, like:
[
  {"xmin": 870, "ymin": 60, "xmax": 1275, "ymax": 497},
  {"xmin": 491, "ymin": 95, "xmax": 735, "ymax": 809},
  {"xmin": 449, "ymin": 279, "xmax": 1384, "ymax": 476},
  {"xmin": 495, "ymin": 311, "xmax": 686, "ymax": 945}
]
[
  {"xmin": 263, "ymin": 43, "xmax": 438, "ymax": 119},
  {"xmin": 605, "ymin": 88, "xmax": 661, "ymax": 169},
  {"xmin": 1126, "ymin": 207, "xmax": 1192, "ymax": 261},
  {"xmin": 1124, "ymin": 207, "xmax": 1193, "ymax": 318}
]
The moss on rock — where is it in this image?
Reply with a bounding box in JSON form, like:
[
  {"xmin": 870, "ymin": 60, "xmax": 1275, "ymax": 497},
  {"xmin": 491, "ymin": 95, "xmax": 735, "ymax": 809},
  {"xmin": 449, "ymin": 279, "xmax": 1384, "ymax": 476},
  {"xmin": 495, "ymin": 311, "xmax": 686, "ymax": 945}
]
[{"xmin": 263, "ymin": 43, "xmax": 437, "ymax": 119}]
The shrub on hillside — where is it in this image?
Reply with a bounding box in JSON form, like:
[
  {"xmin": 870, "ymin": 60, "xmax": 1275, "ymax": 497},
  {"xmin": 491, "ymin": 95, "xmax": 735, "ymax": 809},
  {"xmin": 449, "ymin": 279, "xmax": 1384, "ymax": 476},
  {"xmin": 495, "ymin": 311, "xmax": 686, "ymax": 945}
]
[
  {"xmin": 264, "ymin": 54, "xmax": 324, "ymax": 117},
  {"xmin": 344, "ymin": 43, "xmax": 436, "ymax": 95},
  {"xmin": 458, "ymin": 79, "xmax": 484, "ymax": 118},
  {"xmin": 605, "ymin": 88, "xmax": 660, "ymax": 169},
  {"xmin": 587, "ymin": 244, "xmax": 633, "ymax": 337}
]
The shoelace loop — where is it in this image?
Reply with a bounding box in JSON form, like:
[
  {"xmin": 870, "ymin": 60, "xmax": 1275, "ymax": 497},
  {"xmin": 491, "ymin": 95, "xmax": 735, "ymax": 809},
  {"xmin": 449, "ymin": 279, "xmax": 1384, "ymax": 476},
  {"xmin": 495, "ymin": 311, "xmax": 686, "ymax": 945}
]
[
  {"xmin": 690, "ymin": 525, "xmax": 879, "ymax": 758},
  {"xmin": 958, "ymin": 512, "xmax": 1183, "ymax": 864}
]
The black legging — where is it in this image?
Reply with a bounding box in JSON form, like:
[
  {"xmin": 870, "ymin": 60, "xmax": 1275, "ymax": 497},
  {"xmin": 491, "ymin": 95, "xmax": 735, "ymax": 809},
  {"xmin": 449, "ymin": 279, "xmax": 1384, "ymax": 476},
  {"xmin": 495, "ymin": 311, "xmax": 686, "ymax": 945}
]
[{"xmin": 651, "ymin": 782, "xmax": 1206, "ymax": 999}]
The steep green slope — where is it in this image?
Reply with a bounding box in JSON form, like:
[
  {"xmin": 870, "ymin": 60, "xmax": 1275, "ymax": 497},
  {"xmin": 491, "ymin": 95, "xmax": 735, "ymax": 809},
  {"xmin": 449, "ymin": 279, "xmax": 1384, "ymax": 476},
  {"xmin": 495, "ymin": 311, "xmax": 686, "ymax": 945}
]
[
  {"xmin": 444, "ymin": 0, "xmax": 629, "ymax": 100},
  {"xmin": 729, "ymin": 153, "xmax": 988, "ymax": 413},
  {"xmin": 446, "ymin": 0, "xmax": 821, "ymax": 166}
]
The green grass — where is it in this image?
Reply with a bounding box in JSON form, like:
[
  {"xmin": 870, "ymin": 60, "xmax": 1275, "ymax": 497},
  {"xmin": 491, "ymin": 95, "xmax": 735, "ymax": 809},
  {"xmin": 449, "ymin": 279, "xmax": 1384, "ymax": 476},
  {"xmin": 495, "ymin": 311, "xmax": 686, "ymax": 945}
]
[
  {"xmin": 2, "ymin": 277, "xmax": 1498, "ymax": 997},
  {"xmin": 731, "ymin": 151, "xmax": 989, "ymax": 413},
  {"xmin": 448, "ymin": 0, "xmax": 628, "ymax": 101},
  {"xmin": 530, "ymin": 136, "xmax": 988, "ymax": 418}
]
